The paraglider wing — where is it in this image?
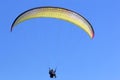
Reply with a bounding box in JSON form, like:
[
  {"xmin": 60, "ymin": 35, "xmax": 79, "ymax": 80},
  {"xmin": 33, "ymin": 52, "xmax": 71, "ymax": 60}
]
[{"xmin": 11, "ymin": 6, "xmax": 94, "ymax": 38}]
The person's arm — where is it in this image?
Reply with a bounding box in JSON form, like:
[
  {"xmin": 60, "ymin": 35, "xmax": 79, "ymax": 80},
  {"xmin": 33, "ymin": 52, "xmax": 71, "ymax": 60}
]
[
  {"xmin": 54, "ymin": 69, "xmax": 56, "ymax": 72},
  {"xmin": 49, "ymin": 67, "xmax": 51, "ymax": 71},
  {"xmin": 49, "ymin": 68, "xmax": 51, "ymax": 74}
]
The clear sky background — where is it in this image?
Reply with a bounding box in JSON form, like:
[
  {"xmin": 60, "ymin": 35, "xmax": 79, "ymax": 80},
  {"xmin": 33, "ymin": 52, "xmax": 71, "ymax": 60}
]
[{"xmin": 0, "ymin": 0, "xmax": 120, "ymax": 80}]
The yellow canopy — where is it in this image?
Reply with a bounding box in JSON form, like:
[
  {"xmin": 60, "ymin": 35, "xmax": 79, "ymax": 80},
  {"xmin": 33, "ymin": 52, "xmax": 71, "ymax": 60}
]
[{"xmin": 11, "ymin": 7, "xmax": 94, "ymax": 38}]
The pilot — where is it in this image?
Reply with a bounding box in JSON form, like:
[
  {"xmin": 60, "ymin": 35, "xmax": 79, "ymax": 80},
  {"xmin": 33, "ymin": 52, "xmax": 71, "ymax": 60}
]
[{"xmin": 49, "ymin": 68, "xmax": 56, "ymax": 78}]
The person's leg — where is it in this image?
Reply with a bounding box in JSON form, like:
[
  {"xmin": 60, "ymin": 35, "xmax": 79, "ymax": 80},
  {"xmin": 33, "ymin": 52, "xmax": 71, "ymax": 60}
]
[
  {"xmin": 54, "ymin": 74, "xmax": 56, "ymax": 78},
  {"xmin": 50, "ymin": 74, "xmax": 53, "ymax": 78}
]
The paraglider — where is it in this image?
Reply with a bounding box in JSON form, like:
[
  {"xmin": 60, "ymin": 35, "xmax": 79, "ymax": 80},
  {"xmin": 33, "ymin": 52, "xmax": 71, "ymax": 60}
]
[
  {"xmin": 11, "ymin": 6, "xmax": 94, "ymax": 38},
  {"xmin": 10, "ymin": 6, "xmax": 95, "ymax": 78},
  {"xmin": 49, "ymin": 68, "xmax": 56, "ymax": 78}
]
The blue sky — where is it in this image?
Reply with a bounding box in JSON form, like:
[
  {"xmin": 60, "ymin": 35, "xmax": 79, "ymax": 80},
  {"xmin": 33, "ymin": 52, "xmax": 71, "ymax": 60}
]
[{"xmin": 0, "ymin": 0, "xmax": 120, "ymax": 80}]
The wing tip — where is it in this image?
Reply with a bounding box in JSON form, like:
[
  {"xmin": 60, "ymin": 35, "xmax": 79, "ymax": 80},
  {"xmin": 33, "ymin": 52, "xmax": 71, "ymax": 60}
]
[
  {"xmin": 91, "ymin": 32, "xmax": 94, "ymax": 39},
  {"xmin": 10, "ymin": 26, "xmax": 13, "ymax": 32}
]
